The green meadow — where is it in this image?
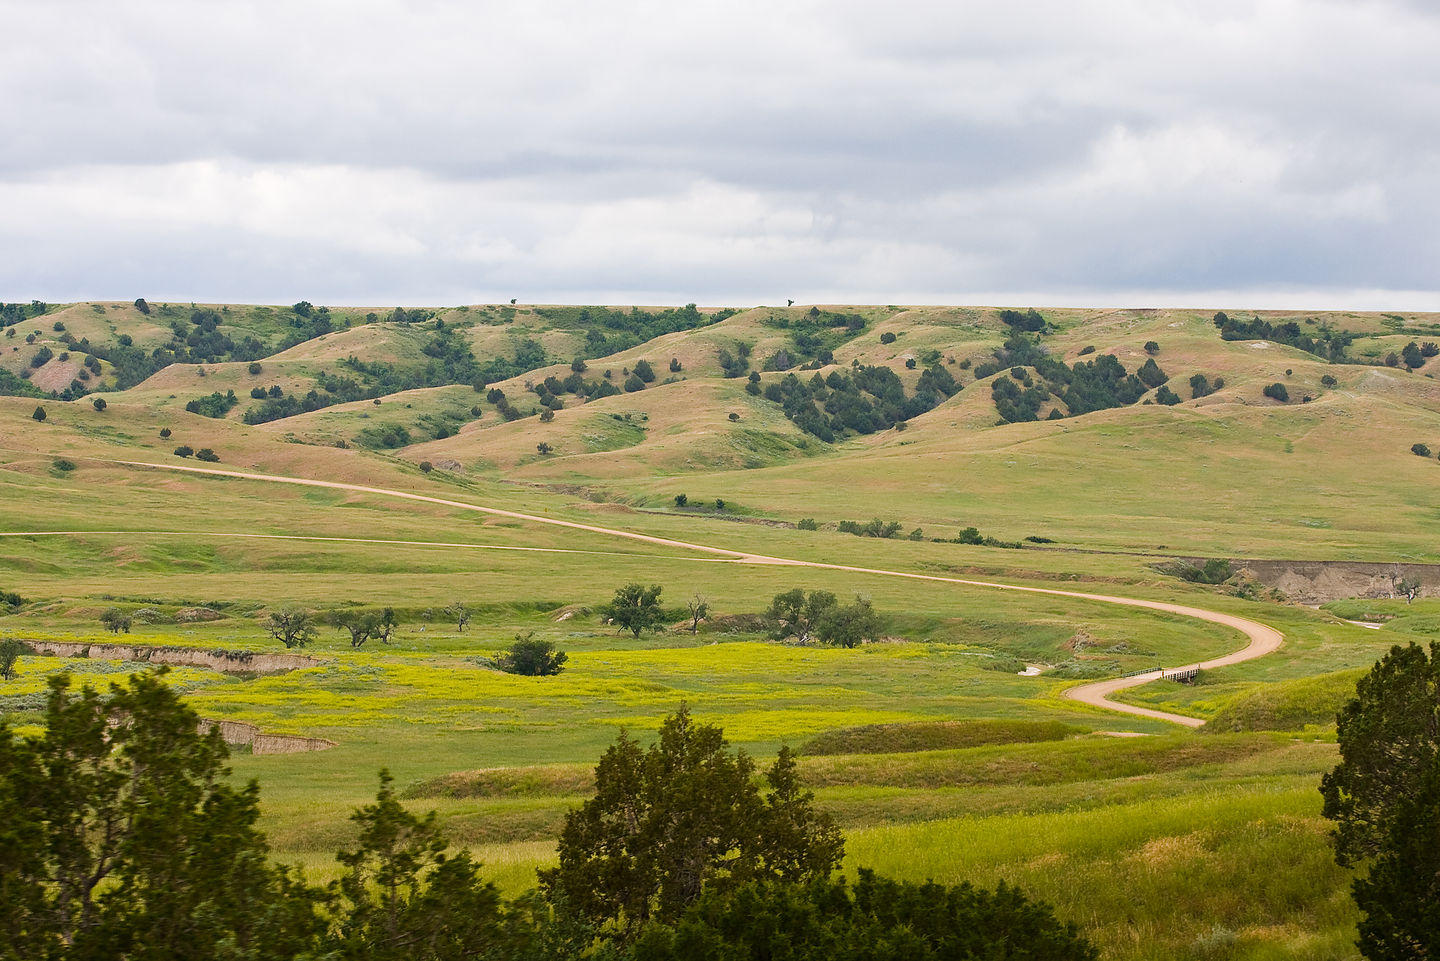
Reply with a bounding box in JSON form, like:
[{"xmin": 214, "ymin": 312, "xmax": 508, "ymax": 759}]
[{"xmin": 5, "ymin": 300, "xmax": 1439, "ymax": 958}]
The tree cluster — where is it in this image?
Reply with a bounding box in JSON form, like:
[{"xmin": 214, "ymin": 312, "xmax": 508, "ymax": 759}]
[
  {"xmin": 767, "ymin": 590, "xmax": 882, "ymax": 648},
  {"xmin": 756, "ymin": 363, "xmax": 960, "ymax": 442},
  {"xmin": 330, "ymin": 608, "xmax": 399, "ymax": 648},
  {"xmin": 981, "ymin": 335, "xmax": 1185, "ymax": 423},
  {"xmin": 534, "ymin": 303, "xmax": 733, "ymax": 360},
  {"xmin": 1212, "ymin": 312, "xmax": 1354, "ymax": 361},
  {"xmin": 184, "ymin": 390, "xmax": 239, "ymax": 418},
  {"xmin": 836, "ymin": 517, "xmax": 903, "ymax": 538}
]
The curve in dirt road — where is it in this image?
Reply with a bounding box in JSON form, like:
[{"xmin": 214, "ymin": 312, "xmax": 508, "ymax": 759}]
[{"xmin": 111, "ymin": 460, "xmax": 1284, "ymax": 727}]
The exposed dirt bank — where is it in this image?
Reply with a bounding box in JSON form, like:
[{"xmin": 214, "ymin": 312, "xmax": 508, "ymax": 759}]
[
  {"xmin": 1186, "ymin": 558, "xmax": 1440, "ymax": 604},
  {"xmin": 23, "ymin": 640, "xmax": 326, "ymax": 674}
]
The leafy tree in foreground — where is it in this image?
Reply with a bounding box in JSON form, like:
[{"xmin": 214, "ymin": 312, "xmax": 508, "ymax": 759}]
[
  {"xmin": 330, "ymin": 771, "xmax": 505, "ymax": 961},
  {"xmin": 629, "ymin": 870, "xmax": 1098, "ymax": 961},
  {"xmin": 498, "ymin": 632, "xmax": 568, "ymax": 676},
  {"xmin": 540, "ymin": 706, "xmax": 844, "ymax": 940},
  {"xmin": 1322, "ymin": 642, "xmax": 1440, "ymax": 958},
  {"xmin": 1349, "ymin": 759, "xmax": 1440, "ymax": 961},
  {"xmin": 603, "ymin": 583, "xmax": 666, "ymax": 637},
  {"xmin": 266, "ymin": 607, "xmax": 317, "ymax": 649},
  {"xmin": 0, "ymin": 672, "xmax": 325, "ymax": 959}
]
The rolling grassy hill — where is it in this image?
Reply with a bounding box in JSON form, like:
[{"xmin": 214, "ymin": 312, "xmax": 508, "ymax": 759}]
[{"xmin": 3, "ymin": 298, "xmax": 1438, "ymax": 958}]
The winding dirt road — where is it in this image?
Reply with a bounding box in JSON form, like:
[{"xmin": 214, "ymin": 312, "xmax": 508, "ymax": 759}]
[{"xmin": 106, "ymin": 460, "xmax": 1285, "ymax": 727}]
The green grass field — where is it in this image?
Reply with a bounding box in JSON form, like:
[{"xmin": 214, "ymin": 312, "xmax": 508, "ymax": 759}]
[{"xmin": 5, "ymin": 301, "xmax": 1437, "ymax": 958}]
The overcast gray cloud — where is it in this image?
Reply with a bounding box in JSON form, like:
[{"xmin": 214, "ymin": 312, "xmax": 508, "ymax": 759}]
[{"xmin": 2, "ymin": 0, "xmax": 1437, "ymax": 307}]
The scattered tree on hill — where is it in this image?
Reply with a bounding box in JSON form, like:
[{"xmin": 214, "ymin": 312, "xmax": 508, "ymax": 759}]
[
  {"xmin": 669, "ymin": 357, "xmax": 682, "ymax": 372},
  {"xmin": 133, "ymin": 297, "xmax": 150, "ymax": 314},
  {"xmin": 1403, "ymin": 341, "xmax": 1426, "ymax": 370},
  {"xmin": 624, "ymin": 373, "xmax": 646, "ymax": 392},
  {"xmin": 1321, "ymin": 642, "xmax": 1440, "ymax": 958},
  {"xmin": 768, "ymin": 589, "xmax": 837, "ymax": 643},
  {"xmin": 797, "ymin": 517, "xmax": 818, "ymax": 530},
  {"xmin": 0, "ymin": 588, "xmax": 24, "ymax": 611},
  {"xmin": 418, "ymin": 460, "xmax": 434, "ymax": 473},
  {"xmin": 195, "ymin": 448, "xmax": 220, "ymax": 462},
  {"xmin": 539, "ymin": 706, "xmax": 844, "ymax": 938},
  {"xmin": 441, "ymin": 603, "xmax": 470, "ymax": 632},
  {"xmin": 99, "ymin": 608, "xmax": 132, "ymax": 634},
  {"xmin": 1144, "ymin": 340, "xmax": 1160, "ymax": 355},
  {"xmin": 173, "ymin": 445, "xmax": 194, "ymax": 458},
  {"xmin": 1263, "ymin": 382, "xmax": 1289, "ymax": 403},
  {"xmin": 497, "ymin": 632, "xmax": 568, "ymax": 676},
  {"xmin": 880, "ymin": 331, "xmax": 897, "ymax": 344},
  {"xmin": 602, "ymin": 583, "xmax": 665, "ymax": 637},
  {"xmin": 159, "ymin": 427, "xmax": 171, "ymax": 438},
  {"xmin": 32, "ymin": 406, "xmax": 45, "ymax": 422},
  {"xmin": 185, "ymin": 390, "xmax": 239, "ymax": 418},
  {"xmin": 1413, "ymin": 444, "xmax": 1433, "ymax": 458},
  {"xmin": 1385, "ymin": 352, "xmax": 1401, "ymax": 368},
  {"xmin": 91, "ymin": 397, "xmax": 106, "ymax": 412},
  {"xmin": 0, "ymin": 637, "xmax": 26, "ymax": 679},
  {"xmin": 1154, "ymin": 385, "xmax": 1181, "ymax": 405},
  {"xmin": 1394, "ymin": 575, "xmax": 1422, "ymax": 605},
  {"xmin": 248, "ymin": 361, "xmax": 263, "ymax": 375},
  {"xmin": 1136, "ymin": 357, "xmax": 1168, "ymax": 388},
  {"xmin": 1322, "ymin": 374, "xmax": 1338, "ymax": 387},
  {"xmin": 814, "ymin": 596, "xmax": 883, "ymax": 649},
  {"xmin": 266, "ymin": 607, "xmax": 317, "ymax": 649},
  {"xmin": 536, "ymin": 441, "xmax": 553, "ymax": 455},
  {"xmin": 686, "ymin": 594, "xmax": 709, "ymax": 634},
  {"xmin": 998, "ymin": 308, "xmax": 1046, "ymax": 332},
  {"xmin": 633, "ymin": 359, "xmax": 656, "ymax": 383},
  {"xmin": 673, "ymin": 493, "xmax": 688, "ymax": 507},
  {"xmin": 330, "ymin": 608, "xmax": 398, "ymax": 648}
]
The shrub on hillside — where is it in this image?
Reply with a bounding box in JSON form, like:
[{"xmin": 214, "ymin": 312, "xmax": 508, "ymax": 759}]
[
  {"xmin": 496, "ymin": 633, "xmax": 567, "ymax": 676},
  {"xmin": 1263, "ymin": 382, "xmax": 1289, "ymax": 403}
]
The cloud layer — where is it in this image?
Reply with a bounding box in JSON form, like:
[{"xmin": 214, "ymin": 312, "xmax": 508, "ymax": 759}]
[{"xmin": 4, "ymin": 0, "xmax": 1437, "ymax": 308}]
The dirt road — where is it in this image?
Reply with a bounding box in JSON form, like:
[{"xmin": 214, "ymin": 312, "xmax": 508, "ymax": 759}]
[{"xmin": 112, "ymin": 461, "xmax": 1285, "ymax": 727}]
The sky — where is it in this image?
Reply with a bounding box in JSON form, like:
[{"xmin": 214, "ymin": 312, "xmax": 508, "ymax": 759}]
[{"xmin": 2, "ymin": 0, "xmax": 1437, "ymax": 309}]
